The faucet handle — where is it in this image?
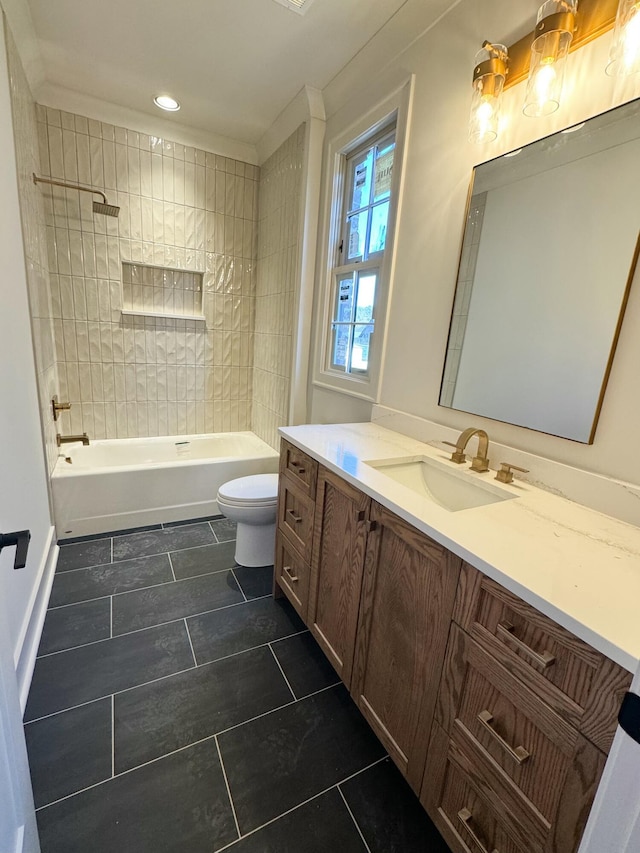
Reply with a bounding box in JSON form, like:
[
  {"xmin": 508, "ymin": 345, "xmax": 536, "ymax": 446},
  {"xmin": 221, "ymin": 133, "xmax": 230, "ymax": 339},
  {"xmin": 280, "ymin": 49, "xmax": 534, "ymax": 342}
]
[
  {"xmin": 443, "ymin": 441, "xmax": 466, "ymax": 464},
  {"xmin": 496, "ymin": 462, "xmax": 529, "ymax": 484}
]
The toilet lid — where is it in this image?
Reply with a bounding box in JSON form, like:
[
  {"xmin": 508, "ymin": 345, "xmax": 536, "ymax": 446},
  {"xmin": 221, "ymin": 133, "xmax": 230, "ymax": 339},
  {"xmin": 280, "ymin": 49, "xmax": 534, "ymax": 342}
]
[{"xmin": 217, "ymin": 473, "xmax": 279, "ymax": 504}]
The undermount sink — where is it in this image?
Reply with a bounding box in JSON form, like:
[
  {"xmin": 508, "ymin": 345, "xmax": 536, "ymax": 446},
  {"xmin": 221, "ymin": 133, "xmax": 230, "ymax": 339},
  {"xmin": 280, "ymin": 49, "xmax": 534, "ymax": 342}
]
[{"xmin": 364, "ymin": 455, "xmax": 517, "ymax": 512}]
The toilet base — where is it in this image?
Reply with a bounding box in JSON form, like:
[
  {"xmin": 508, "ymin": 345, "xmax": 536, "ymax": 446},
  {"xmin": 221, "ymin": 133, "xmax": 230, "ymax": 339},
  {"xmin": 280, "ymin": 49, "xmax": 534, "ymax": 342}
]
[{"xmin": 234, "ymin": 520, "xmax": 276, "ymax": 567}]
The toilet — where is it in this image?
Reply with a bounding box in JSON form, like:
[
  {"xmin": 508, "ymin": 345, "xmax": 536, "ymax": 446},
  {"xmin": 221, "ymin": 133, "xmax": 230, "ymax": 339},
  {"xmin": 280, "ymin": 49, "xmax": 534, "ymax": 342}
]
[{"xmin": 216, "ymin": 473, "xmax": 279, "ymax": 567}]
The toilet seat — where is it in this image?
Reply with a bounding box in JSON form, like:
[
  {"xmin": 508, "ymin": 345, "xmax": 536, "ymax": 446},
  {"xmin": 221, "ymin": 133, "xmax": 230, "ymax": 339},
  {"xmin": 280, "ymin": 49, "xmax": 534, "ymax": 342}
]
[{"xmin": 217, "ymin": 473, "xmax": 278, "ymax": 506}]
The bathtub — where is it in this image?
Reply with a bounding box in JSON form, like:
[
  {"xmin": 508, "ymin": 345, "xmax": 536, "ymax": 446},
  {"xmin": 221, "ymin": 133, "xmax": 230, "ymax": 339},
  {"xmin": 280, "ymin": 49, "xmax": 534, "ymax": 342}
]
[{"xmin": 51, "ymin": 431, "xmax": 279, "ymax": 538}]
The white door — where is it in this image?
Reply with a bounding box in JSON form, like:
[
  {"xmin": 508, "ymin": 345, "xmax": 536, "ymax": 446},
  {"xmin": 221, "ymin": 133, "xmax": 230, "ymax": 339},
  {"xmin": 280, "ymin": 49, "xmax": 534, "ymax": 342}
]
[{"xmin": 0, "ymin": 569, "xmax": 39, "ymax": 853}]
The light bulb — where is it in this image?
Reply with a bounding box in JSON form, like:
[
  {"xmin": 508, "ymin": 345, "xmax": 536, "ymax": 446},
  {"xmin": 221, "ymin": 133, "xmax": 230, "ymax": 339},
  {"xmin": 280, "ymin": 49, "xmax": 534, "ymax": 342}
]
[
  {"xmin": 607, "ymin": 0, "xmax": 640, "ymax": 76},
  {"xmin": 468, "ymin": 42, "xmax": 507, "ymax": 144},
  {"xmin": 523, "ymin": 1, "xmax": 575, "ymax": 117},
  {"xmin": 534, "ymin": 60, "xmax": 557, "ymax": 104}
]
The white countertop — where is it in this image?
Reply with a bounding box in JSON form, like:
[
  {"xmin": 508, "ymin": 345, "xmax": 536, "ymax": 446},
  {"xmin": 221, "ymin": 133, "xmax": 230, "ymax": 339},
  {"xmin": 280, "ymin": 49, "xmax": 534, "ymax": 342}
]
[{"xmin": 280, "ymin": 422, "xmax": 640, "ymax": 673}]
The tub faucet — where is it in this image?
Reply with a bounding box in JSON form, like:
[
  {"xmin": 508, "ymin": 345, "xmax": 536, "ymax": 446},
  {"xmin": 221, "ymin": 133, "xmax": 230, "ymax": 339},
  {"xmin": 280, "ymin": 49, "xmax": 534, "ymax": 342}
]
[
  {"xmin": 444, "ymin": 427, "xmax": 490, "ymax": 472},
  {"xmin": 56, "ymin": 433, "xmax": 90, "ymax": 447}
]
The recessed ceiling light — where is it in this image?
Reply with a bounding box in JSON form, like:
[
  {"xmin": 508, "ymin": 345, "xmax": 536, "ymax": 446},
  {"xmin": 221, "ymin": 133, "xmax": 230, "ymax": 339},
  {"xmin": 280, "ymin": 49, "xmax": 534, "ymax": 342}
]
[
  {"xmin": 154, "ymin": 95, "xmax": 180, "ymax": 112},
  {"xmin": 271, "ymin": 0, "xmax": 315, "ymax": 15}
]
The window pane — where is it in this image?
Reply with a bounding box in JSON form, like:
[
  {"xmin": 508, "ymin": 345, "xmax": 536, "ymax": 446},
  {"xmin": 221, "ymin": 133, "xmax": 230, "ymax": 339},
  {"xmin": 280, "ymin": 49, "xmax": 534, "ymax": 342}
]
[
  {"xmin": 336, "ymin": 275, "xmax": 355, "ymax": 322},
  {"xmin": 350, "ymin": 150, "xmax": 373, "ymax": 212},
  {"xmin": 368, "ymin": 201, "xmax": 389, "ymax": 255},
  {"xmin": 351, "ymin": 324, "xmax": 374, "ymax": 372},
  {"xmin": 331, "ymin": 323, "xmax": 350, "ymax": 371},
  {"xmin": 347, "ymin": 210, "xmax": 368, "ymax": 260},
  {"xmin": 374, "ymin": 141, "xmax": 395, "ymax": 202},
  {"xmin": 355, "ymin": 273, "xmax": 376, "ymax": 322}
]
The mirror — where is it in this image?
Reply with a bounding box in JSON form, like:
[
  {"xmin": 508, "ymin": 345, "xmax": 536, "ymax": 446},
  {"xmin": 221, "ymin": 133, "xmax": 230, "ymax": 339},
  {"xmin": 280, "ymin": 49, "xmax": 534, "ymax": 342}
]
[{"xmin": 440, "ymin": 98, "xmax": 640, "ymax": 443}]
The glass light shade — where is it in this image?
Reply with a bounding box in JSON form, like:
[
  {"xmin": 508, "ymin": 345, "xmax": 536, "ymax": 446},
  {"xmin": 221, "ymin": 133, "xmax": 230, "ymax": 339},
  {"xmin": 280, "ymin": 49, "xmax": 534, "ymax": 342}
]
[
  {"xmin": 523, "ymin": 1, "xmax": 576, "ymax": 117},
  {"xmin": 469, "ymin": 43, "xmax": 507, "ymax": 144},
  {"xmin": 607, "ymin": 0, "xmax": 640, "ymax": 76}
]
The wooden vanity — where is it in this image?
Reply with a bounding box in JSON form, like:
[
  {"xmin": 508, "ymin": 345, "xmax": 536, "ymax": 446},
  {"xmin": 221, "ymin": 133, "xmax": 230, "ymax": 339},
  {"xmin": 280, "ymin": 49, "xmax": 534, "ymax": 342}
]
[{"xmin": 274, "ymin": 437, "xmax": 632, "ymax": 853}]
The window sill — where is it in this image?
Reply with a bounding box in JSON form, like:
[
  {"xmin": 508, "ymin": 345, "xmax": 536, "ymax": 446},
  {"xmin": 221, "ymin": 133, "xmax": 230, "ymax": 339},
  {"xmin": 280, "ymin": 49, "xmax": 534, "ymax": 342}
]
[{"xmin": 312, "ymin": 376, "xmax": 377, "ymax": 403}]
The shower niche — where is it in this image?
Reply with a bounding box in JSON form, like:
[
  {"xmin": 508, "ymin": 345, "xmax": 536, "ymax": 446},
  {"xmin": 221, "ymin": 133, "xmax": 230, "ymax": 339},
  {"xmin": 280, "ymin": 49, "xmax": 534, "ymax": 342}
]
[{"xmin": 121, "ymin": 262, "xmax": 205, "ymax": 322}]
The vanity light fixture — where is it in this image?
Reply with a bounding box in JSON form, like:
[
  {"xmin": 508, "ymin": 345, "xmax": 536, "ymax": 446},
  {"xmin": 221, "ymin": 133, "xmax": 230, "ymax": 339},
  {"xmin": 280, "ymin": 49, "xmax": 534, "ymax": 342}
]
[
  {"xmin": 523, "ymin": 0, "xmax": 577, "ymax": 117},
  {"xmin": 469, "ymin": 41, "xmax": 508, "ymax": 143},
  {"xmin": 607, "ymin": 0, "xmax": 640, "ymax": 75},
  {"xmin": 153, "ymin": 95, "xmax": 180, "ymax": 112}
]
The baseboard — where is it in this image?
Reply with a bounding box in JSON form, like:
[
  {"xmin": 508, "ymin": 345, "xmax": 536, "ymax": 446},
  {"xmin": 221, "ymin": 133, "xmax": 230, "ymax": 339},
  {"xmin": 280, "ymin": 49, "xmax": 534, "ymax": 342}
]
[{"xmin": 15, "ymin": 525, "xmax": 58, "ymax": 713}]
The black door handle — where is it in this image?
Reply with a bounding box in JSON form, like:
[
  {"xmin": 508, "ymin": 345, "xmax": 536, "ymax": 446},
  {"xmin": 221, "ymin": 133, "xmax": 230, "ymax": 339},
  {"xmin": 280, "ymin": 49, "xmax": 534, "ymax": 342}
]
[{"xmin": 0, "ymin": 530, "xmax": 31, "ymax": 569}]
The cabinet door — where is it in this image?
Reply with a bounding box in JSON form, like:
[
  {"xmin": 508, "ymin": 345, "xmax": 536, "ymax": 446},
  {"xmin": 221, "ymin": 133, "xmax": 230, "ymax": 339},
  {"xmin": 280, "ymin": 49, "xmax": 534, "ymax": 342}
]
[
  {"xmin": 351, "ymin": 502, "xmax": 461, "ymax": 791},
  {"xmin": 308, "ymin": 467, "xmax": 371, "ymax": 687}
]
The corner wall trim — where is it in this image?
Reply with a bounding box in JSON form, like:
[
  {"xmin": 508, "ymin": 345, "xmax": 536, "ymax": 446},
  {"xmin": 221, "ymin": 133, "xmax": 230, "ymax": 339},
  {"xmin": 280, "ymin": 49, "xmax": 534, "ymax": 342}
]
[{"xmin": 16, "ymin": 525, "xmax": 57, "ymax": 713}]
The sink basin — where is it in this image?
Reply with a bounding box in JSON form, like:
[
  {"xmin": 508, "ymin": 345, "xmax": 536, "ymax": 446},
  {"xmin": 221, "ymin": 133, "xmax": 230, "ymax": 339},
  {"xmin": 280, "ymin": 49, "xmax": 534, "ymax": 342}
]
[{"xmin": 364, "ymin": 455, "xmax": 517, "ymax": 512}]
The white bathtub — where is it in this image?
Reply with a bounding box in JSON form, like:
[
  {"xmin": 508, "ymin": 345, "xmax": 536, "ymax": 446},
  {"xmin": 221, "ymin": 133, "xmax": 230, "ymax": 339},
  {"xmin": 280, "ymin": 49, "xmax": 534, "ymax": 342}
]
[{"xmin": 51, "ymin": 431, "xmax": 279, "ymax": 538}]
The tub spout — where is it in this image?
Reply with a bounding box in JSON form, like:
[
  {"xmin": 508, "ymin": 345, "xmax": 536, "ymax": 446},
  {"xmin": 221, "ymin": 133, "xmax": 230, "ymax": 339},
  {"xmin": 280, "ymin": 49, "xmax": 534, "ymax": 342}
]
[{"xmin": 57, "ymin": 433, "xmax": 90, "ymax": 447}]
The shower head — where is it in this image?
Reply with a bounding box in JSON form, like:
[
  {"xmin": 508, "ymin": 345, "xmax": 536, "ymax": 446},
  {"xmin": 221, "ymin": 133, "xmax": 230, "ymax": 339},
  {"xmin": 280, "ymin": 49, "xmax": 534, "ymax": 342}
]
[
  {"xmin": 33, "ymin": 174, "xmax": 120, "ymax": 218},
  {"xmin": 92, "ymin": 200, "xmax": 120, "ymax": 217}
]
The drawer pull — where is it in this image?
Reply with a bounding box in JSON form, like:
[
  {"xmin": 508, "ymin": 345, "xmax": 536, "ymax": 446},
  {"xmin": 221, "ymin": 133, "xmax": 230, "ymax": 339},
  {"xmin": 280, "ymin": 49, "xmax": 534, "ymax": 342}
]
[
  {"xmin": 286, "ymin": 509, "xmax": 303, "ymax": 525},
  {"xmin": 477, "ymin": 710, "xmax": 531, "ymax": 765},
  {"xmin": 290, "ymin": 462, "xmax": 306, "ymax": 475},
  {"xmin": 457, "ymin": 808, "xmax": 499, "ymax": 853},
  {"xmin": 283, "ymin": 565, "xmax": 299, "ymax": 583},
  {"xmin": 496, "ymin": 621, "xmax": 556, "ymax": 669}
]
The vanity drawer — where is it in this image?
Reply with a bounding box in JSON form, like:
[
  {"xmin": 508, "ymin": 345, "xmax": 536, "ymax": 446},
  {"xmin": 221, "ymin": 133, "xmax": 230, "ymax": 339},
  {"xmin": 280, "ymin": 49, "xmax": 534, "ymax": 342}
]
[
  {"xmin": 438, "ymin": 625, "xmax": 579, "ymax": 826},
  {"xmin": 274, "ymin": 530, "xmax": 310, "ymax": 620},
  {"xmin": 453, "ymin": 564, "xmax": 632, "ymax": 744},
  {"xmin": 422, "ymin": 722, "xmax": 533, "ymax": 853},
  {"xmin": 277, "ymin": 477, "xmax": 315, "ymax": 563},
  {"xmin": 279, "ymin": 439, "xmax": 318, "ymax": 499}
]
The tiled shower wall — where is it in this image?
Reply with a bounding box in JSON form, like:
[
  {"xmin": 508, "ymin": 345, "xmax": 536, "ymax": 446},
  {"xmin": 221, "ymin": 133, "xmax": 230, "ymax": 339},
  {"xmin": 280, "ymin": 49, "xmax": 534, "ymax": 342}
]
[
  {"xmin": 5, "ymin": 26, "xmax": 59, "ymax": 475},
  {"xmin": 252, "ymin": 124, "xmax": 305, "ymax": 448},
  {"xmin": 37, "ymin": 107, "xmax": 259, "ymax": 439}
]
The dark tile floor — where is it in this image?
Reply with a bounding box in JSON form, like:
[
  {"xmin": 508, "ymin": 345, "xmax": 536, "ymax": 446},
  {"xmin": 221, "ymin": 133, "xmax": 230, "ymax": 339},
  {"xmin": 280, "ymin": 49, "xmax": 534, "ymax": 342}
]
[{"xmin": 25, "ymin": 516, "xmax": 451, "ymax": 853}]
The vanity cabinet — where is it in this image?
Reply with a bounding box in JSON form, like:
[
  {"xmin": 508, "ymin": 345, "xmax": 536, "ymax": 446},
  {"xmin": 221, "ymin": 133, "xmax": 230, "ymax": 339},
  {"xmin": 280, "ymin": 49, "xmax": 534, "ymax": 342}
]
[
  {"xmin": 307, "ymin": 467, "xmax": 371, "ymax": 686},
  {"xmin": 274, "ymin": 437, "xmax": 631, "ymax": 853},
  {"xmin": 350, "ymin": 502, "xmax": 461, "ymax": 790},
  {"xmin": 420, "ymin": 563, "xmax": 632, "ymax": 853}
]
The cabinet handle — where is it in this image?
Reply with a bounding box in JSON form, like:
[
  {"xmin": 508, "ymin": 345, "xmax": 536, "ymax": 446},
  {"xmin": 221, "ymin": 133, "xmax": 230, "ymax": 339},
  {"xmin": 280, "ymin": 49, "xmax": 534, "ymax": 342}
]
[
  {"xmin": 367, "ymin": 520, "xmax": 378, "ymax": 532},
  {"xmin": 357, "ymin": 510, "xmax": 366, "ymax": 522},
  {"xmin": 477, "ymin": 710, "xmax": 531, "ymax": 765},
  {"xmin": 496, "ymin": 621, "xmax": 556, "ymax": 669},
  {"xmin": 286, "ymin": 509, "xmax": 303, "ymax": 525},
  {"xmin": 457, "ymin": 808, "xmax": 500, "ymax": 853},
  {"xmin": 283, "ymin": 565, "xmax": 299, "ymax": 583},
  {"xmin": 290, "ymin": 462, "xmax": 306, "ymax": 475}
]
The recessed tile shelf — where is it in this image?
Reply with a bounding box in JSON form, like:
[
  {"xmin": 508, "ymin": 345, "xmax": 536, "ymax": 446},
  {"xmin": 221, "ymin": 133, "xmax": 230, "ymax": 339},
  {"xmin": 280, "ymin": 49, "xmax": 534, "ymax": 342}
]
[{"xmin": 121, "ymin": 262, "xmax": 205, "ymax": 322}]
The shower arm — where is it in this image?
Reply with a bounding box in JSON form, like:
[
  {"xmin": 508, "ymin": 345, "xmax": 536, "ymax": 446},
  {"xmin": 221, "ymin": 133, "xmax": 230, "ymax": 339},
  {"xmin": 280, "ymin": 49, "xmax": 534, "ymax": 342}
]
[{"xmin": 32, "ymin": 173, "xmax": 108, "ymax": 205}]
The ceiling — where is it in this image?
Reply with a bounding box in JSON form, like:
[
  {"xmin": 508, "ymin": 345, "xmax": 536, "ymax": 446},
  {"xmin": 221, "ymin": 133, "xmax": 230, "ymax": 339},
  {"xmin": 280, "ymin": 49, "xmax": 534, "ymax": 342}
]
[{"xmin": 24, "ymin": 0, "xmax": 456, "ymax": 145}]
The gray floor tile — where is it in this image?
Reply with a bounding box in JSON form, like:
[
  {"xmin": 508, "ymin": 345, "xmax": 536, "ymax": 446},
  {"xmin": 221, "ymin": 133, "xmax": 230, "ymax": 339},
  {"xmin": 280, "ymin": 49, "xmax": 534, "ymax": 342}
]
[
  {"xmin": 233, "ymin": 564, "xmax": 274, "ymax": 599},
  {"xmin": 340, "ymin": 757, "xmax": 451, "ymax": 852},
  {"xmin": 25, "ymin": 621, "xmax": 193, "ymax": 721},
  {"xmin": 210, "ymin": 517, "xmax": 237, "ymax": 542},
  {"xmin": 218, "ymin": 684, "xmax": 385, "ymax": 834},
  {"xmin": 35, "ymin": 738, "xmax": 238, "ymax": 853},
  {"xmin": 271, "ymin": 631, "xmax": 340, "ymax": 699},
  {"xmin": 187, "ymin": 596, "xmax": 304, "ymax": 665},
  {"xmin": 38, "ymin": 599, "xmax": 111, "ymax": 656},
  {"xmin": 57, "ymin": 539, "xmax": 112, "ymax": 572},
  {"xmin": 223, "ymin": 789, "xmax": 367, "ymax": 853},
  {"xmin": 170, "ymin": 540, "xmax": 237, "ymax": 580},
  {"xmin": 58, "ymin": 524, "xmax": 161, "ymax": 545},
  {"xmin": 112, "ymin": 523, "xmax": 215, "ymax": 561},
  {"xmin": 49, "ymin": 554, "xmax": 173, "ymax": 607},
  {"xmin": 112, "ymin": 571, "xmax": 244, "ymax": 634},
  {"xmin": 114, "ymin": 646, "xmax": 292, "ymax": 773},
  {"xmin": 25, "ymin": 698, "xmax": 112, "ymax": 808}
]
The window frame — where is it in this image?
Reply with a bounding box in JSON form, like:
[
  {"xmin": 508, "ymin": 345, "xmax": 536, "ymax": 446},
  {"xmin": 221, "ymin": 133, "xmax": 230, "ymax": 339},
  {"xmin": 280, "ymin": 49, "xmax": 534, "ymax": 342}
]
[{"xmin": 313, "ymin": 78, "xmax": 414, "ymax": 402}]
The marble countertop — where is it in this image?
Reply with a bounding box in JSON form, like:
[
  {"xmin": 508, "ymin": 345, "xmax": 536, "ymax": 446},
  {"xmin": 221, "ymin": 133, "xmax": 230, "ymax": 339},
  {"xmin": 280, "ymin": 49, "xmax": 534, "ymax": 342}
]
[{"xmin": 280, "ymin": 422, "xmax": 640, "ymax": 672}]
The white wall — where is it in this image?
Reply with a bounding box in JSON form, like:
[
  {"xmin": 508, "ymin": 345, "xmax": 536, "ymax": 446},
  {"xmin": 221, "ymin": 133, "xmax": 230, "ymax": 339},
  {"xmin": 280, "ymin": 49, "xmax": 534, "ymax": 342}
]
[
  {"xmin": 311, "ymin": 0, "xmax": 640, "ymax": 486},
  {"xmin": 0, "ymin": 8, "xmax": 54, "ymax": 694}
]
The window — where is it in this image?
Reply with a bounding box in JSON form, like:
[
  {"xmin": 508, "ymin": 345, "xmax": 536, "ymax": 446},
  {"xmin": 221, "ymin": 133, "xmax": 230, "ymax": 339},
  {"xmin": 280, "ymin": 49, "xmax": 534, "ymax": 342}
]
[{"xmin": 327, "ymin": 128, "xmax": 396, "ymax": 378}]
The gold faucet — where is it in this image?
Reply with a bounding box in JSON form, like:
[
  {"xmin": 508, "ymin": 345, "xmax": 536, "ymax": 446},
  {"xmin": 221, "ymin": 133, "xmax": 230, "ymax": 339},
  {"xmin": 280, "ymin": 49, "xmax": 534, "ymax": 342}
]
[
  {"xmin": 444, "ymin": 427, "xmax": 490, "ymax": 472},
  {"xmin": 56, "ymin": 433, "xmax": 90, "ymax": 447}
]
